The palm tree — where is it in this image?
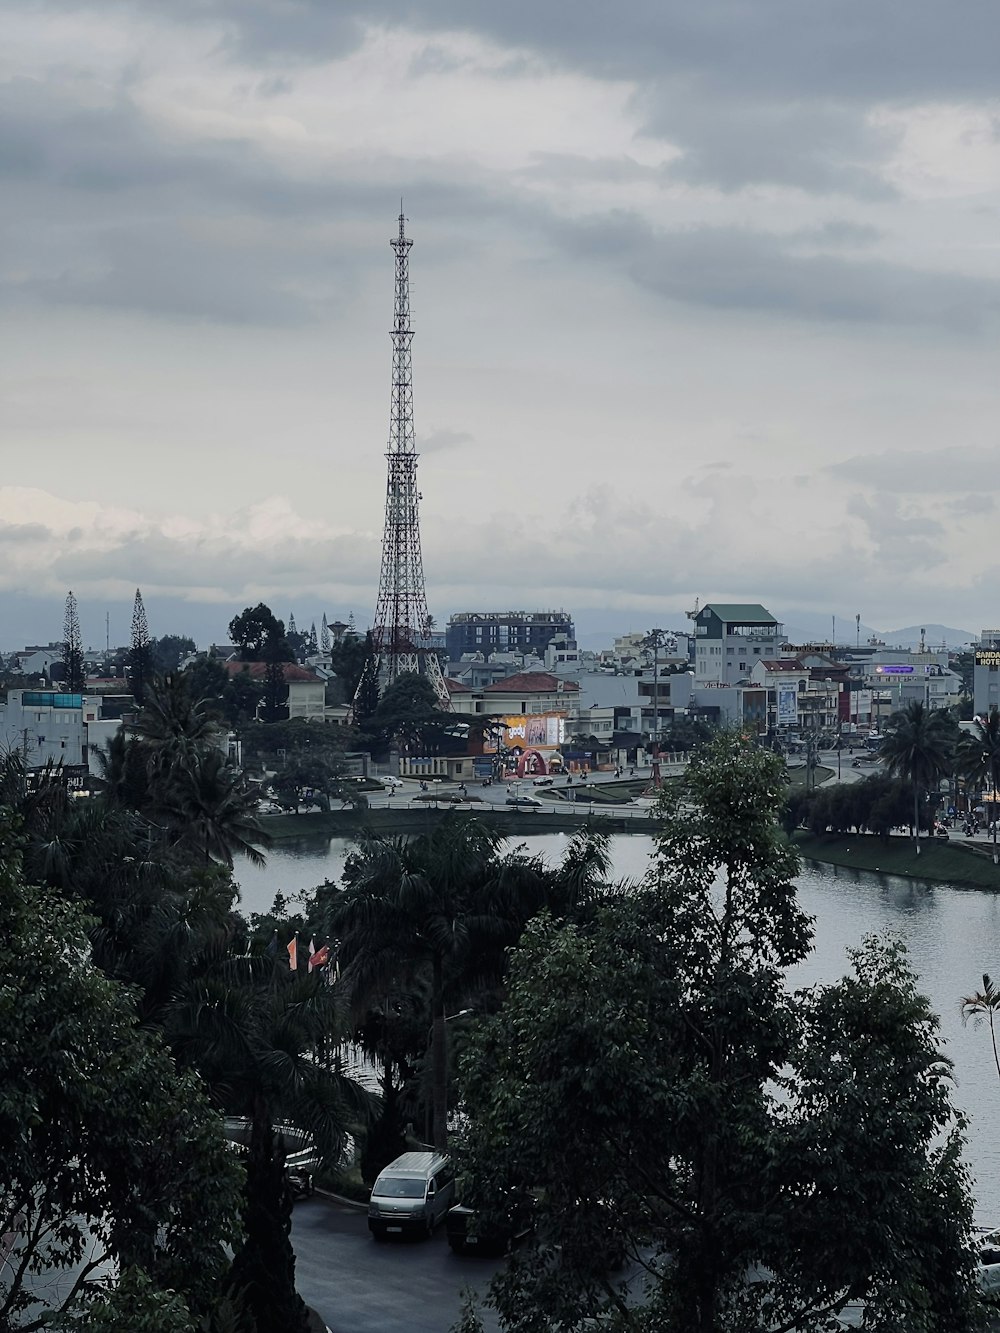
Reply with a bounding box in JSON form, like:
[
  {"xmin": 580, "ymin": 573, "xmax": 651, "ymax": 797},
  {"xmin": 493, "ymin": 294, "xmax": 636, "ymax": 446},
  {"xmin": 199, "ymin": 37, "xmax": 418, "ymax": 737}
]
[
  {"xmin": 329, "ymin": 816, "xmax": 520, "ymax": 1151},
  {"xmin": 130, "ymin": 671, "xmax": 221, "ymax": 784},
  {"xmin": 962, "ymin": 973, "xmax": 1000, "ymax": 1081},
  {"xmin": 168, "ymin": 948, "xmax": 374, "ymax": 1333},
  {"xmin": 956, "ymin": 707, "xmax": 1000, "ymax": 864},
  {"xmin": 157, "ymin": 748, "xmax": 271, "ymax": 869},
  {"xmin": 879, "ymin": 702, "xmax": 955, "ymax": 855}
]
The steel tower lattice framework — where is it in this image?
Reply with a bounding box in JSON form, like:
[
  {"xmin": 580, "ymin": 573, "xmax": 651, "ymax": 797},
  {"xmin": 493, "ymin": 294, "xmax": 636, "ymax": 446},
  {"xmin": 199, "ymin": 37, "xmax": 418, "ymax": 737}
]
[{"xmin": 359, "ymin": 210, "xmax": 450, "ymax": 710}]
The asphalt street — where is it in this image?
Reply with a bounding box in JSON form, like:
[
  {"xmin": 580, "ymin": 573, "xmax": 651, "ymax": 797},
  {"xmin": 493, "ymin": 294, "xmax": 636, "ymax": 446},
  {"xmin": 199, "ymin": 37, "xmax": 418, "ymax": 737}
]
[{"xmin": 292, "ymin": 1195, "xmax": 506, "ymax": 1333}]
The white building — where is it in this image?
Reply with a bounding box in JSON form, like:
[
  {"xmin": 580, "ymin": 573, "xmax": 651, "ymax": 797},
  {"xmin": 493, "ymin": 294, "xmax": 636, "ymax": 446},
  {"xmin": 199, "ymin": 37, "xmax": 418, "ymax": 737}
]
[
  {"xmin": 0, "ymin": 689, "xmax": 128, "ymax": 775},
  {"xmin": 689, "ymin": 604, "xmax": 784, "ymax": 686}
]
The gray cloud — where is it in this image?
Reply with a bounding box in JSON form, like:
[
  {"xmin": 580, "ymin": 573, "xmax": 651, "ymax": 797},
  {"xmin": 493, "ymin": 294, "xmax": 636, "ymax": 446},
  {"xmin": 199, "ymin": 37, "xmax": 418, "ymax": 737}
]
[
  {"xmin": 122, "ymin": 0, "xmax": 1000, "ymax": 196},
  {"xmin": 830, "ymin": 446, "xmax": 1000, "ymax": 491},
  {"xmin": 556, "ymin": 211, "xmax": 1000, "ymax": 329}
]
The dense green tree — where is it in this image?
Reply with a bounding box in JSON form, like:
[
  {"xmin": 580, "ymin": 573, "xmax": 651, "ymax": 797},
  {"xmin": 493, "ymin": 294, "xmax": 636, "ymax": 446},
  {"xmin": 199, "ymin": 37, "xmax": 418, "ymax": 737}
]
[
  {"xmin": 0, "ymin": 830, "xmax": 243, "ymax": 1331},
  {"xmin": 229, "ymin": 604, "xmax": 292, "ymax": 664},
  {"xmin": 455, "ymin": 733, "xmax": 984, "ymax": 1333},
  {"xmin": 329, "ymin": 817, "xmax": 523, "ymax": 1151},
  {"xmin": 331, "ymin": 629, "xmax": 371, "ymax": 705},
  {"xmin": 222, "ymin": 666, "xmax": 265, "ymax": 728},
  {"xmin": 272, "ymin": 753, "xmax": 346, "ymax": 813},
  {"xmin": 260, "ymin": 659, "xmax": 289, "ymax": 724},
  {"xmin": 880, "ymin": 702, "xmax": 956, "ymax": 854},
  {"xmin": 152, "ymin": 633, "xmax": 197, "ymax": 674},
  {"xmin": 183, "ymin": 656, "xmax": 229, "ymax": 719},
  {"xmin": 168, "ymin": 947, "xmax": 375, "ymax": 1333},
  {"xmin": 957, "ymin": 707, "xmax": 1000, "ymax": 863},
  {"xmin": 366, "ymin": 670, "xmax": 443, "ymax": 752},
  {"xmin": 240, "ymin": 718, "xmax": 352, "ymax": 772}
]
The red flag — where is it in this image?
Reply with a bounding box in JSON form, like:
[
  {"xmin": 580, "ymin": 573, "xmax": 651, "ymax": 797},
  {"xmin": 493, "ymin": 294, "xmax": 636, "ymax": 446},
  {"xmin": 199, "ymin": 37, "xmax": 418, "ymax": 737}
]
[
  {"xmin": 286, "ymin": 935, "xmax": 297, "ymax": 972},
  {"xmin": 309, "ymin": 943, "xmax": 330, "ymax": 971}
]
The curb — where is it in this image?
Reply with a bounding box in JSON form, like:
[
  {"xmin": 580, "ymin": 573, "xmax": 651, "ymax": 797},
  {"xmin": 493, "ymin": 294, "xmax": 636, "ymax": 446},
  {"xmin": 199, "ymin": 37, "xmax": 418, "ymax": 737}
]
[{"xmin": 313, "ymin": 1185, "xmax": 369, "ymax": 1213}]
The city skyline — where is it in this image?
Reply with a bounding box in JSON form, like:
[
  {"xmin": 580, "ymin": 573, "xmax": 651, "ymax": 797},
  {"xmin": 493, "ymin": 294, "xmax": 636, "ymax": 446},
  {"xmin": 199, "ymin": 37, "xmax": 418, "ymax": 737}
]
[{"xmin": 3, "ymin": 2, "xmax": 1000, "ymax": 641}]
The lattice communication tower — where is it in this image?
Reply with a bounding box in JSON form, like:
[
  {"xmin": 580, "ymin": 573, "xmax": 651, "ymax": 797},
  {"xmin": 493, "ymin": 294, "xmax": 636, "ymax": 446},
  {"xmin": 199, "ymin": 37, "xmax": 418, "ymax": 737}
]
[{"xmin": 357, "ymin": 210, "xmax": 450, "ymax": 711}]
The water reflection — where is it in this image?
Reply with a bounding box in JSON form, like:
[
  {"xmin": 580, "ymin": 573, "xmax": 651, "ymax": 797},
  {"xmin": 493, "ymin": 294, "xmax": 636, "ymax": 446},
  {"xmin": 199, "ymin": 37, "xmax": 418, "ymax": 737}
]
[{"xmin": 235, "ymin": 832, "xmax": 1000, "ymax": 1221}]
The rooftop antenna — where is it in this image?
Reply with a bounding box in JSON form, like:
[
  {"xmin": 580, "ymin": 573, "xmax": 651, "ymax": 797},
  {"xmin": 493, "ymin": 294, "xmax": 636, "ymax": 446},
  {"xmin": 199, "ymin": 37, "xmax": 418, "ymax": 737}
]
[{"xmin": 855, "ymin": 613, "xmax": 860, "ymax": 649}]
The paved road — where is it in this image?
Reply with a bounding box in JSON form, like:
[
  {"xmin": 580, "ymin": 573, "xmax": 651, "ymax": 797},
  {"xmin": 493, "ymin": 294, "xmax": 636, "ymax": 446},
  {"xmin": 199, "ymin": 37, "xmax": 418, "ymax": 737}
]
[{"xmin": 292, "ymin": 1196, "xmax": 506, "ymax": 1333}]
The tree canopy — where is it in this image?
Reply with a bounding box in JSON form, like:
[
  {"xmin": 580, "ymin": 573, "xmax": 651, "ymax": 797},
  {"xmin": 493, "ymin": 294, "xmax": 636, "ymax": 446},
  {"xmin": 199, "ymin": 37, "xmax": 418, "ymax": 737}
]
[
  {"xmin": 455, "ymin": 732, "xmax": 984, "ymax": 1333},
  {"xmin": 0, "ymin": 825, "xmax": 243, "ymax": 1331}
]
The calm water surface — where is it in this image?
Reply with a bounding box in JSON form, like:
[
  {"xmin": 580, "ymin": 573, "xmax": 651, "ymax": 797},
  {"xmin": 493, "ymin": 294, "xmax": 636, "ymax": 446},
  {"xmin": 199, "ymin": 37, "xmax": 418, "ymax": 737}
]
[{"xmin": 235, "ymin": 833, "xmax": 1000, "ymax": 1222}]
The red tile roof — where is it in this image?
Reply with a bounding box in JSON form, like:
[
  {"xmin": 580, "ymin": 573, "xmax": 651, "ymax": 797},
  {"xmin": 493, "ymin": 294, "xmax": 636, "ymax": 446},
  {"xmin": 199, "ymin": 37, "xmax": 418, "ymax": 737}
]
[
  {"xmin": 482, "ymin": 672, "xmax": 579, "ymax": 693},
  {"xmin": 757, "ymin": 659, "xmax": 804, "ymax": 673}
]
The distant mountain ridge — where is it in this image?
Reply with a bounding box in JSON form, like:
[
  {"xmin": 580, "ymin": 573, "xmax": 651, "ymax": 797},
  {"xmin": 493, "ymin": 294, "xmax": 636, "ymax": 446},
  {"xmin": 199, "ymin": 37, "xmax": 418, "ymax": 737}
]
[{"xmin": 876, "ymin": 624, "xmax": 976, "ymax": 650}]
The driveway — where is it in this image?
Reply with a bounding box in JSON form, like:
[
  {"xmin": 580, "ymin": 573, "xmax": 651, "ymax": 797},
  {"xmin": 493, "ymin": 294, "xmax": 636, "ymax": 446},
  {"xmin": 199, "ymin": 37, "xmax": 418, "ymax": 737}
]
[{"xmin": 292, "ymin": 1196, "xmax": 506, "ymax": 1333}]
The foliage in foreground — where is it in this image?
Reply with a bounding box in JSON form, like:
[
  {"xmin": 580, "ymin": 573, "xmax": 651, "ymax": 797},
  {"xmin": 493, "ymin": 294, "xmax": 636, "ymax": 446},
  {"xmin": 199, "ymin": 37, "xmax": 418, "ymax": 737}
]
[
  {"xmin": 0, "ymin": 822, "xmax": 243, "ymax": 1332},
  {"xmin": 455, "ymin": 733, "xmax": 985, "ymax": 1333}
]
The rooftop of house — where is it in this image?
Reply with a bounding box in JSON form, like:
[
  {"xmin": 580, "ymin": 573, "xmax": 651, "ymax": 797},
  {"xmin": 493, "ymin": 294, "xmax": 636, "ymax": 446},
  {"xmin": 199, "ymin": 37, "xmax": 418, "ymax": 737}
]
[
  {"xmin": 482, "ymin": 672, "xmax": 580, "ymax": 694},
  {"xmin": 756, "ymin": 659, "xmax": 806, "ymax": 673},
  {"xmin": 700, "ymin": 603, "xmax": 778, "ymax": 625}
]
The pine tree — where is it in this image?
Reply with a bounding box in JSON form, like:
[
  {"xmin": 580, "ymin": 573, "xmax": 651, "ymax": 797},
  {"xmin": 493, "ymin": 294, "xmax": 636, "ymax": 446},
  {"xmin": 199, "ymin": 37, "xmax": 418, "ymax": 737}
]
[
  {"xmin": 309, "ymin": 622, "xmax": 318, "ymax": 653},
  {"xmin": 62, "ymin": 591, "xmax": 84, "ymax": 693},
  {"xmin": 287, "ymin": 612, "xmax": 297, "ymax": 636},
  {"xmin": 320, "ymin": 614, "xmax": 330, "ymax": 653},
  {"xmin": 129, "ymin": 587, "xmax": 152, "ymax": 707},
  {"xmin": 352, "ymin": 632, "xmax": 381, "ymax": 725}
]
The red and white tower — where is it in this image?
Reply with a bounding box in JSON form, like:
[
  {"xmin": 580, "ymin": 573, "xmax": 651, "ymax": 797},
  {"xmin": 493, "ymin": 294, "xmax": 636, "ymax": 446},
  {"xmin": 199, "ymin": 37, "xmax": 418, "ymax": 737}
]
[{"xmin": 358, "ymin": 210, "xmax": 450, "ymax": 710}]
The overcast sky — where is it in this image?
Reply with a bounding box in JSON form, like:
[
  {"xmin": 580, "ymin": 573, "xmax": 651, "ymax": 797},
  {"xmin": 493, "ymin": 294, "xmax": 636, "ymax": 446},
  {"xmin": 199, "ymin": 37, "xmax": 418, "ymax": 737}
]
[{"xmin": 3, "ymin": 1, "xmax": 999, "ymax": 649}]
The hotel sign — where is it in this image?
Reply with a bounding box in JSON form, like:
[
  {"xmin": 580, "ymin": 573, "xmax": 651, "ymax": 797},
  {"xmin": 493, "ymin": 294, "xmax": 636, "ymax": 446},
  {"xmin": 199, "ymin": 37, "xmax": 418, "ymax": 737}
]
[{"xmin": 977, "ymin": 650, "xmax": 1000, "ymax": 667}]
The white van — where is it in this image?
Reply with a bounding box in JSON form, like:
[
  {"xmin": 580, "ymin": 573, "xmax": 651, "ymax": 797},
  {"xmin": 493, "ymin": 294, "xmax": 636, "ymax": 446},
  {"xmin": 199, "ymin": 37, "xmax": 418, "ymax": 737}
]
[{"xmin": 368, "ymin": 1151, "xmax": 456, "ymax": 1240}]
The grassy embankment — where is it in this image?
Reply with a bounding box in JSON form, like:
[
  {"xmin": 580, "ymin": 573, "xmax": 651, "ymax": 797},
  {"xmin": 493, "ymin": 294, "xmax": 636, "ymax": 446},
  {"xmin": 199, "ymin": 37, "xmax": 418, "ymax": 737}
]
[{"xmin": 793, "ymin": 830, "xmax": 1000, "ymax": 889}]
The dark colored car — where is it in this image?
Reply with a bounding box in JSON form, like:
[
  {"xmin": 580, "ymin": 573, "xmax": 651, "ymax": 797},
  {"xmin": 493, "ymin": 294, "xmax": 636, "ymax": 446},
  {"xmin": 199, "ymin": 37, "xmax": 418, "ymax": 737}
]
[
  {"xmin": 446, "ymin": 1198, "xmax": 535, "ymax": 1256},
  {"xmin": 505, "ymin": 796, "xmax": 542, "ymax": 808}
]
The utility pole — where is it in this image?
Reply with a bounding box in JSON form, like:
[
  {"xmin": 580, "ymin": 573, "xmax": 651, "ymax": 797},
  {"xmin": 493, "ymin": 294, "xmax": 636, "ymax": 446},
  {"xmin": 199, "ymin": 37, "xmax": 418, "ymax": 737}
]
[{"xmin": 644, "ymin": 628, "xmax": 666, "ymax": 787}]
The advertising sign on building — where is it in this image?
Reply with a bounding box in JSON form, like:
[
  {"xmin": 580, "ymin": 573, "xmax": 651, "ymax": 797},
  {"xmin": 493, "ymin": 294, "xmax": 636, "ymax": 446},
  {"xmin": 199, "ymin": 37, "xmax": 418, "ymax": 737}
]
[
  {"xmin": 777, "ymin": 687, "xmax": 798, "ymax": 726},
  {"xmin": 854, "ymin": 689, "xmax": 873, "ymax": 717},
  {"xmin": 484, "ymin": 713, "xmax": 567, "ymax": 752}
]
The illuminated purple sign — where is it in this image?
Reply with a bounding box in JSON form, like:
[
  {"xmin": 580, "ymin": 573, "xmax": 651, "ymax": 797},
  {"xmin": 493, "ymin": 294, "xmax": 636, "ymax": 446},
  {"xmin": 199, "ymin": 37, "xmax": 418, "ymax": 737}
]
[{"xmin": 876, "ymin": 665, "xmax": 913, "ymax": 675}]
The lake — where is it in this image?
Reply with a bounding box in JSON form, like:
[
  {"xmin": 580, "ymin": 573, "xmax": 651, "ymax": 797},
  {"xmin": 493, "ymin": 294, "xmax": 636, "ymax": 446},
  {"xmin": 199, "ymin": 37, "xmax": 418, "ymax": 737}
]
[{"xmin": 235, "ymin": 832, "xmax": 1000, "ymax": 1223}]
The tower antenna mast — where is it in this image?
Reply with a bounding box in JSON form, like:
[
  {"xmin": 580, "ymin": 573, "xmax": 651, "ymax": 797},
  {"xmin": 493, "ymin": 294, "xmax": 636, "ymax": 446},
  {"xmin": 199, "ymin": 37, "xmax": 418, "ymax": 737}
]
[{"xmin": 356, "ymin": 208, "xmax": 450, "ymax": 711}]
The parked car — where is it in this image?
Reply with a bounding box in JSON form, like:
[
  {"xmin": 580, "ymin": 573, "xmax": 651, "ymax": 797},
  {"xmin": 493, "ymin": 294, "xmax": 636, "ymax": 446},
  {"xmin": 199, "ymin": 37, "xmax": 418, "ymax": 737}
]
[
  {"xmin": 506, "ymin": 796, "xmax": 542, "ymax": 808},
  {"xmin": 532, "ymin": 777, "xmax": 554, "ymax": 786},
  {"xmin": 446, "ymin": 1195, "xmax": 536, "ymax": 1255},
  {"xmin": 379, "ymin": 776, "xmax": 405, "ymax": 789},
  {"xmin": 368, "ymin": 1151, "xmax": 456, "ymax": 1240}
]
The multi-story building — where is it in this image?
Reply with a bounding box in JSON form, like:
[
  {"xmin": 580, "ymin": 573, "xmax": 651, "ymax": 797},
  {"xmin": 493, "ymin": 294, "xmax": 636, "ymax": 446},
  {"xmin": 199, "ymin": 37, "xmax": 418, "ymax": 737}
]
[
  {"xmin": 0, "ymin": 689, "xmax": 131, "ymax": 776},
  {"xmin": 446, "ymin": 611, "xmax": 575, "ymax": 663},
  {"xmin": 689, "ymin": 603, "xmax": 785, "ymax": 686},
  {"xmin": 973, "ymin": 629, "xmax": 1000, "ymax": 717}
]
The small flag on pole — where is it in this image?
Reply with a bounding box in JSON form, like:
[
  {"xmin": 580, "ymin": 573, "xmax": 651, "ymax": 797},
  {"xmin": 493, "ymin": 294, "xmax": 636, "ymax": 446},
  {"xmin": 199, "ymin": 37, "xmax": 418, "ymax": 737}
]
[
  {"xmin": 265, "ymin": 931, "xmax": 278, "ymax": 960},
  {"xmin": 307, "ymin": 938, "xmax": 317, "ymax": 972},
  {"xmin": 287, "ymin": 934, "xmax": 298, "ymax": 972},
  {"xmin": 309, "ymin": 943, "xmax": 330, "ymax": 971}
]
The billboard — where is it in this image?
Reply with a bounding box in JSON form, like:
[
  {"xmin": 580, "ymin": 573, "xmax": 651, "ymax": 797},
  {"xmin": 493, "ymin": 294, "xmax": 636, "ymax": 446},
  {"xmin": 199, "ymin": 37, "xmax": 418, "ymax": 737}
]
[
  {"xmin": 854, "ymin": 689, "xmax": 873, "ymax": 717},
  {"xmin": 484, "ymin": 713, "xmax": 567, "ymax": 752},
  {"xmin": 777, "ymin": 687, "xmax": 798, "ymax": 726}
]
